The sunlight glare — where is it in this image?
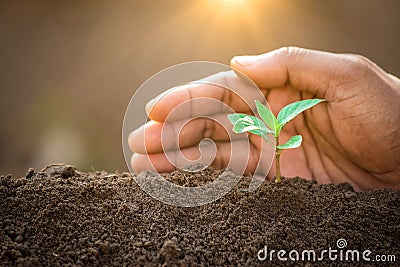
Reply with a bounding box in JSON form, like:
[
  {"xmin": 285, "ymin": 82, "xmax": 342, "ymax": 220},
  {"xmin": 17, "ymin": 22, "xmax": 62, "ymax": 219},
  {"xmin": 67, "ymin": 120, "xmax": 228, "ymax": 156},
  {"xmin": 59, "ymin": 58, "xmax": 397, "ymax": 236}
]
[{"xmin": 222, "ymin": 0, "xmax": 245, "ymax": 4}]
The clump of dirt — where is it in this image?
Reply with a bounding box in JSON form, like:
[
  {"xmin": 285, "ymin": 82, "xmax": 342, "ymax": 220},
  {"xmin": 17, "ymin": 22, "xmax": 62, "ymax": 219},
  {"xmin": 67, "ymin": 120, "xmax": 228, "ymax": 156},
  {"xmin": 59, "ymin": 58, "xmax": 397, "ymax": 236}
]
[{"xmin": 1, "ymin": 166, "xmax": 399, "ymax": 266}]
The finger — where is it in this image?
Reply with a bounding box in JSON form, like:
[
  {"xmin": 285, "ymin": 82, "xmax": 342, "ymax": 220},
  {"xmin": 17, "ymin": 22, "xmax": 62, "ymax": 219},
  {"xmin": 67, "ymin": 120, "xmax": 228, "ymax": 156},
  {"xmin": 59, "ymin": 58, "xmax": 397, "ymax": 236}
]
[
  {"xmin": 128, "ymin": 114, "xmax": 248, "ymax": 154},
  {"xmin": 131, "ymin": 141, "xmax": 222, "ymax": 173},
  {"xmin": 230, "ymin": 46, "xmax": 354, "ymax": 99},
  {"xmin": 145, "ymin": 70, "xmax": 265, "ymax": 122},
  {"xmin": 130, "ymin": 139, "xmax": 260, "ymax": 175}
]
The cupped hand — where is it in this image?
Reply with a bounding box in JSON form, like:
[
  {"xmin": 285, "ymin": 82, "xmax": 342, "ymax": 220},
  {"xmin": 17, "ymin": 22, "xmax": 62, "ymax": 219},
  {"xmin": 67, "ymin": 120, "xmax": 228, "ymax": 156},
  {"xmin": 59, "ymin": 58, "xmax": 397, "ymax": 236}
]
[{"xmin": 129, "ymin": 47, "xmax": 400, "ymax": 190}]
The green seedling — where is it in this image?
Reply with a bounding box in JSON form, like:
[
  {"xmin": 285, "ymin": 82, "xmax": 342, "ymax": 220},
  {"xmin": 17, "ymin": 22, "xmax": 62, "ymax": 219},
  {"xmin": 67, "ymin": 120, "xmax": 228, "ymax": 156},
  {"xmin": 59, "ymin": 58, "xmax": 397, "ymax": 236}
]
[{"xmin": 228, "ymin": 99, "xmax": 325, "ymax": 183}]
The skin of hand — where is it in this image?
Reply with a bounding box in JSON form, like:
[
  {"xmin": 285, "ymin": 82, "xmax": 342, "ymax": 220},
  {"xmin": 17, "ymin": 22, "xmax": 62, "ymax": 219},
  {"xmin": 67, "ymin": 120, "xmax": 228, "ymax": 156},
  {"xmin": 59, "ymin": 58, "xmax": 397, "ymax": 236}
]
[{"xmin": 129, "ymin": 47, "xmax": 400, "ymax": 191}]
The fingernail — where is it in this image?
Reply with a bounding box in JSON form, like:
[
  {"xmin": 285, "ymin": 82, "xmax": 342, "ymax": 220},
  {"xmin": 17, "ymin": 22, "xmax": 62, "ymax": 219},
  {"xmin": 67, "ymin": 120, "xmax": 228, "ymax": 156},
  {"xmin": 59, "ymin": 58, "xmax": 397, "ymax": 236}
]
[
  {"xmin": 231, "ymin": 56, "xmax": 257, "ymax": 66},
  {"xmin": 145, "ymin": 98, "xmax": 156, "ymax": 115}
]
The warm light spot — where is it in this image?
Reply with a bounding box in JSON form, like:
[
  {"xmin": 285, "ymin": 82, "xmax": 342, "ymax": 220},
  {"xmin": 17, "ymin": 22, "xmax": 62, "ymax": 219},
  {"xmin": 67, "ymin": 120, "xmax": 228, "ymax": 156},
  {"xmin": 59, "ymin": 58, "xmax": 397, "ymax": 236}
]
[
  {"xmin": 204, "ymin": 0, "xmax": 267, "ymax": 16},
  {"xmin": 222, "ymin": 0, "xmax": 245, "ymax": 4},
  {"xmin": 202, "ymin": 0, "xmax": 266, "ymax": 28},
  {"xmin": 204, "ymin": 0, "xmax": 248, "ymax": 17}
]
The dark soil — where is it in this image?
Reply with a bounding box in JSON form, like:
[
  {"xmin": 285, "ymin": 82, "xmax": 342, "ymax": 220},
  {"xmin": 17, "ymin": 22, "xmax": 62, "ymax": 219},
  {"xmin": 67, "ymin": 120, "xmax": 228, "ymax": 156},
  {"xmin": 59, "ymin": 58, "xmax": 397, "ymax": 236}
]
[{"xmin": 1, "ymin": 165, "xmax": 399, "ymax": 266}]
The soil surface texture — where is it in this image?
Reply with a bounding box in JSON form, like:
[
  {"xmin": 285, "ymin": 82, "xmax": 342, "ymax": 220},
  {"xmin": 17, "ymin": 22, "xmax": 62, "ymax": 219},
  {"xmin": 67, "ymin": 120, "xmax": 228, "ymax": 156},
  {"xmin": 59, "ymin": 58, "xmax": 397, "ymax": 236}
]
[{"xmin": 1, "ymin": 165, "xmax": 399, "ymax": 266}]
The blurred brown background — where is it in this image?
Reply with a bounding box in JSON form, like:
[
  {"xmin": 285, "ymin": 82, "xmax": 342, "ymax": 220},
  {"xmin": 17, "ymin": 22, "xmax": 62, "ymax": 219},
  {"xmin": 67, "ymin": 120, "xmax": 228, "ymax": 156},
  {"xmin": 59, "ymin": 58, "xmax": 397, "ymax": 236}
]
[{"xmin": 1, "ymin": 0, "xmax": 399, "ymax": 177}]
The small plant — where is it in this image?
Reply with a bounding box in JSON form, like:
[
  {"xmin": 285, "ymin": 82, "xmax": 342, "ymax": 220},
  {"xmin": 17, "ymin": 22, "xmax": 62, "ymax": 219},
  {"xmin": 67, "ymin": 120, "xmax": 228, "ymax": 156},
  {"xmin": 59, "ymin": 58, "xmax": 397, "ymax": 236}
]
[{"xmin": 228, "ymin": 99, "xmax": 325, "ymax": 183}]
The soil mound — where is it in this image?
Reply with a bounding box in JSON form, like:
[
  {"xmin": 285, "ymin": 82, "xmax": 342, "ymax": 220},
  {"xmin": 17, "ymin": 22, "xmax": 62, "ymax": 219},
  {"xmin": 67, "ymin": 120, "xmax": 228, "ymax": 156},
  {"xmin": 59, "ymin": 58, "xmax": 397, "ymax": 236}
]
[{"xmin": 1, "ymin": 166, "xmax": 399, "ymax": 266}]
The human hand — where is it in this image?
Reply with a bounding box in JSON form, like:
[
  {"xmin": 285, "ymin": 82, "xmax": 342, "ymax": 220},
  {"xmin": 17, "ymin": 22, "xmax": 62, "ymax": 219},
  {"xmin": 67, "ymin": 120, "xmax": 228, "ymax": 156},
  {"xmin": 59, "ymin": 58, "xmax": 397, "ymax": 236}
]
[{"xmin": 129, "ymin": 47, "xmax": 400, "ymax": 190}]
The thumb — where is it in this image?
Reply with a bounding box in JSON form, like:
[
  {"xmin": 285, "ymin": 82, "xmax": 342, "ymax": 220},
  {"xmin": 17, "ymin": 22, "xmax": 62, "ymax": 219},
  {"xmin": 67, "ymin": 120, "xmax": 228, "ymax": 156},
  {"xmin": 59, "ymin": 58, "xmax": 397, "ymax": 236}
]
[{"xmin": 230, "ymin": 47, "xmax": 348, "ymax": 98}]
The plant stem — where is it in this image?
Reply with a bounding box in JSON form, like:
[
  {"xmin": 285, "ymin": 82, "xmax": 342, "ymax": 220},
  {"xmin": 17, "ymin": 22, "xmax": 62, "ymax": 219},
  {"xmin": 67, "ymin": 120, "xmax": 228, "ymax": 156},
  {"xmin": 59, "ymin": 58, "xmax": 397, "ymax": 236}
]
[{"xmin": 275, "ymin": 136, "xmax": 282, "ymax": 183}]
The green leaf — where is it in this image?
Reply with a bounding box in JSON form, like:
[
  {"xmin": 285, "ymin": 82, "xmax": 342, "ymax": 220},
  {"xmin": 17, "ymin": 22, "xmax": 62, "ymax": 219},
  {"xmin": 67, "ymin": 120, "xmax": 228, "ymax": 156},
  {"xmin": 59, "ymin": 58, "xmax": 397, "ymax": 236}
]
[
  {"xmin": 227, "ymin": 113, "xmax": 247, "ymax": 125},
  {"xmin": 255, "ymin": 100, "xmax": 276, "ymax": 132},
  {"xmin": 277, "ymin": 99, "xmax": 325, "ymax": 125},
  {"xmin": 235, "ymin": 124, "xmax": 261, "ymax": 133},
  {"xmin": 277, "ymin": 135, "xmax": 302, "ymax": 149},
  {"xmin": 228, "ymin": 113, "xmax": 274, "ymax": 144},
  {"xmin": 232, "ymin": 116, "xmax": 271, "ymax": 134}
]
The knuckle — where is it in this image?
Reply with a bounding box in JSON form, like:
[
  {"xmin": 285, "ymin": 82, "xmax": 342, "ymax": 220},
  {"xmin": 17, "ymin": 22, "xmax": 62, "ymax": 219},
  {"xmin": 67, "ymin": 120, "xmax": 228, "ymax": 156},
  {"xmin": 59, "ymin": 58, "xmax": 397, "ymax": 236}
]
[
  {"xmin": 344, "ymin": 54, "xmax": 374, "ymax": 75},
  {"xmin": 278, "ymin": 46, "xmax": 304, "ymax": 60}
]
